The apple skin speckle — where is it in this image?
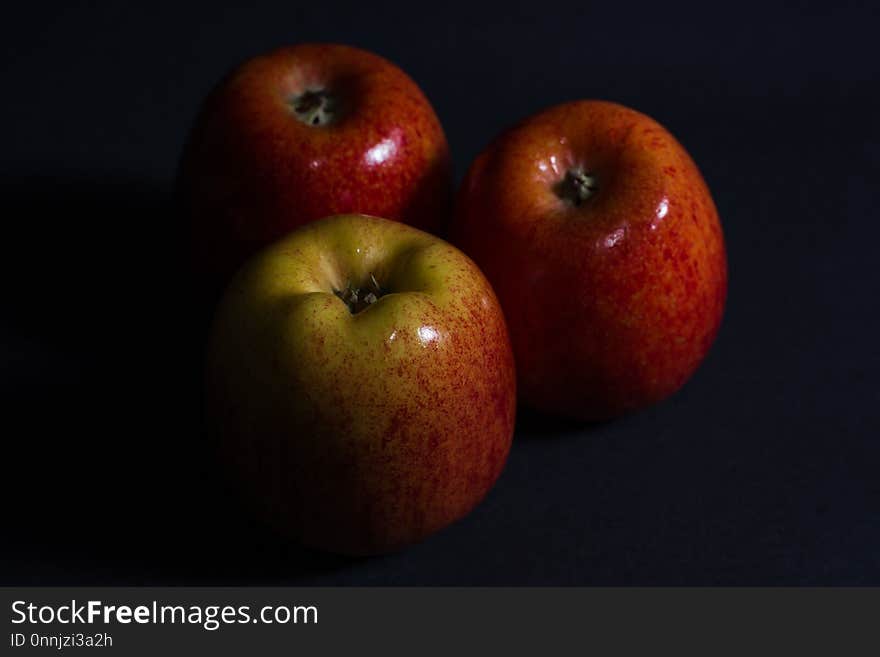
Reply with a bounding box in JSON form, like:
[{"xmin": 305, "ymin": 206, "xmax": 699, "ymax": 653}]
[
  {"xmin": 451, "ymin": 100, "xmax": 727, "ymax": 421},
  {"xmin": 207, "ymin": 215, "xmax": 515, "ymax": 555},
  {"xmin": 178, "ymin": 43, "xmax": 451, "ymax": 298}
]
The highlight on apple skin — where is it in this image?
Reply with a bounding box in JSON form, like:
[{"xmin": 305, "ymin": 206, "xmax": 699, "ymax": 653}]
[
  {"xmin": 178, "ymin": 43, "xmax": 452, "ymax": 297},
  {"xmin": 206, "ymin": 214, "xmax": 516, "ymax": 555},
  {"xmin": 450, "ymin": 100, "xmax": 727, "ymax": 421}
]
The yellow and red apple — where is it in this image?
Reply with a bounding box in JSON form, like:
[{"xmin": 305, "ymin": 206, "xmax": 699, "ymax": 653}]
[{"xmin": 207, "ymin": 214, "xmax": 516, "ymax": 555}]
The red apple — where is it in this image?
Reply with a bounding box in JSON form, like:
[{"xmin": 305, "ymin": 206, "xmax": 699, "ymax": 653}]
[
  {"xmin": 450, "ymin": 100, "xmax": 727, "ymax": 421},
  {"xmin": 178, "ymin": 43, "xmax": 451, "ymax": 295},
  {"xmin": 207, "ymin": 214, "xmax": 515, "ymax": 555}
]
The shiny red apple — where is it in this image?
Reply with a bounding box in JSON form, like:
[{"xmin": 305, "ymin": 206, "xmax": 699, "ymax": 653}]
[
  {"xmin": 450, "ymin": 100, "xmax": 727, "ymax": 421},
  {"xmin": 207, "ymin": 214, "xmax": 515, "ymax": 555},
  {"xmin": 178, "ymin": 43, "xmax": 451, "ymax": 294}
]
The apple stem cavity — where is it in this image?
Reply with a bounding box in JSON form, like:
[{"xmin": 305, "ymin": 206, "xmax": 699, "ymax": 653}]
[
  {"xmin": 556, "ymin": 169, "xmax": 598, "ymax": 206},
  {"xmin": 334, "ymin": 274, "xmax": 384, "ymax": 314},
  {"xmin": 291, "ymin": 90, "xmax": 336, "ymax": 126}
]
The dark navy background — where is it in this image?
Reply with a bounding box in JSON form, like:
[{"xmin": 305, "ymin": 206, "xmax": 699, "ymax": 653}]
[{"xmin": 2, "ymin": 1, "xmax": 878, "ymax": 584}]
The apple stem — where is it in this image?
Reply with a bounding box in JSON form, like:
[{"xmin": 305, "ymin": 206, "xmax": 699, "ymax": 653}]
[
  {"xmin": 333, "ymin": 274, "xmax": 383, "ymax": 314},
  {"xmin": 557, "ymin": 169, "xmax": 598, "ymax": 206},
  {"xmin": 291, "ymin": 90, "xmax": 335, "ymax": 126}
]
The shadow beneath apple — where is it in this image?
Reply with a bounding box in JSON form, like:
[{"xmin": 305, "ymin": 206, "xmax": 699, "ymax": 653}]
[
  {"xmin": 513, "ymin": 404, "xmax": 611, "ymax": 440},
  {"xmin": 0, "ymin": 175, "xmax": 362, "ymax": 584}
]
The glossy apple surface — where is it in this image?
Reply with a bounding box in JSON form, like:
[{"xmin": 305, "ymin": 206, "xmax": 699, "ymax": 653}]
[
  {"xmin": 179, "ymin": 43, "xmax": 451, "ymax": 295},
  {"xmin": 207, "ymin": 214, "xmax": 515, "ymax": 555},
  {"xmin": 451, "ymin": 100, "xmax": 727, "ymax": 421}
]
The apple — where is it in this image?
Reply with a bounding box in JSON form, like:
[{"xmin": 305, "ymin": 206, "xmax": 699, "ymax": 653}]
[
  {"xmin": 178, "ymin": 43, "xmax": 451, "ymax": 296},
  {"xmin": 450, "ymin": 100, "xmax": 727, "ymax": 421},
  {"xmin": 207, "ymin": 214, "xmax": 516, "ymax": 555}
]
